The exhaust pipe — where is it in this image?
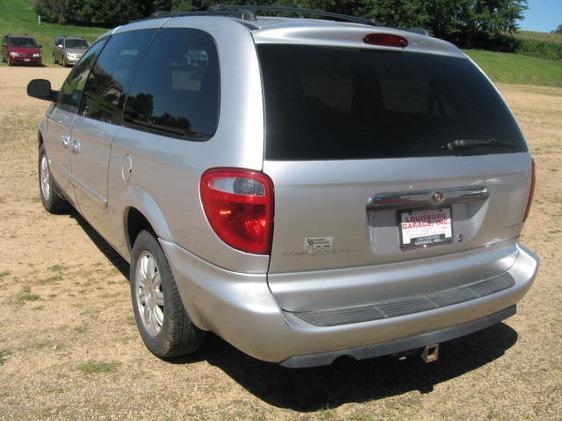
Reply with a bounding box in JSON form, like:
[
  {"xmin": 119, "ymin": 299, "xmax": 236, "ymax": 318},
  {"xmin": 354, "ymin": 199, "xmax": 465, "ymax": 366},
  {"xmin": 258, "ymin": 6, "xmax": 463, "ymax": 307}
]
[{"xmin": 421, "ymin": 344, "xmax": 439, "ymax": 363}]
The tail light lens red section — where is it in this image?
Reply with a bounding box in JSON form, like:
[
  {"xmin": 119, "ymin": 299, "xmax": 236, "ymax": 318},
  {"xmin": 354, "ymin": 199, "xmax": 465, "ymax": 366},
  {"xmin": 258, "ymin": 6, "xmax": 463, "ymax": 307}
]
[
  {"xmin": 200, "ymin": 168, "xmax": 274, "ymax": 254},
  {"xmin": 363, "ymin": 33, "xmax": 408, "ymax": 48},
  {"xmin": 523, "ymin": 159, "xmax": 536, "ymax": 222}
]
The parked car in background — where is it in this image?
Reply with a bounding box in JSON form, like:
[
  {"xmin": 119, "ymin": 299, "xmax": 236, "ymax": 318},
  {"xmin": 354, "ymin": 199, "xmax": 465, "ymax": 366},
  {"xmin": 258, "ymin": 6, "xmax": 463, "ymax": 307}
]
[
  {"xmin": 27, "ymin": 7, "xmax": 538, "ymax": 368},
  {"xmin": 2, "ymin": 34, "xmax": 42, "ymax": 66},
  {"xmin": 53, "ymin": 36, "xmax": 89, "ymax": 67}
]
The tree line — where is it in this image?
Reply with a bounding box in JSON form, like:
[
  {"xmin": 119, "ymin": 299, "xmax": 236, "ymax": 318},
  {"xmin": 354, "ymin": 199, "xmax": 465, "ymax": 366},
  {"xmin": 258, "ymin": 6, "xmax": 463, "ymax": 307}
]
[{"xmin": 34, "ymin": 0, "xmax": 528, "ymax": 49}]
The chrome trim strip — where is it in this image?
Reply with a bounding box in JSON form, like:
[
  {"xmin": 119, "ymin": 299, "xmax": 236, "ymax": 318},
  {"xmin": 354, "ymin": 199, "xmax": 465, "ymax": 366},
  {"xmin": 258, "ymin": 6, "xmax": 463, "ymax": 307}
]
[
  {"xmin": 48, "ymin": 158, "xmax": 71, "ymax": 180},
  {"xmin": 71, "ymin": 175, "xmax": 108, "ymax": 208},
  {"xmin": 367, "ymin": 186, "xmax": 489, "ymax": 210}
]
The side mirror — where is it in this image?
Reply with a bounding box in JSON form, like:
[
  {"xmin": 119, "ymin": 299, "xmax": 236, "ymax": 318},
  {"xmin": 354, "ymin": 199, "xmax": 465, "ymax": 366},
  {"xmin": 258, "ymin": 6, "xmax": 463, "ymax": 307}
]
[
  {"xmin": 2, "ymin": 43, "xmax": 6, "ymax": 48},
  {"xmin": 57, "ymin": 44, "xmax": 63, "ymax": 48},
  {"xmin": 38, "ymin": 44, "xmax": 42, "ymax": 48},
  {"xmin": 27, "ymin": 79, "xmax": 58, "ymax": 102}
]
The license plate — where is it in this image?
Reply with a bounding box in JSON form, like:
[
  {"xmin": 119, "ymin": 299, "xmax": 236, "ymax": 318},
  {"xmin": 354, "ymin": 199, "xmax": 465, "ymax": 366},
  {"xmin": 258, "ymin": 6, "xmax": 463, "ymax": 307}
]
[
  {"xmin": 399, "ymin": 207, "xmax": 453, "ymax": 249},
  {"xmin": 24, "ymin": 58, "xmax": 30, "ymax": 62}
]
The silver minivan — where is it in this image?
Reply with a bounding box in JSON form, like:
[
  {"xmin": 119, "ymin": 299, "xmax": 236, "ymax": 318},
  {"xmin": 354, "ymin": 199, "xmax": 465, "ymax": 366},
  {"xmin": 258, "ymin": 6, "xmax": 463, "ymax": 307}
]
[{"xmin": 27, "ymin": 7, "xmax": 538, "ymax": 368}]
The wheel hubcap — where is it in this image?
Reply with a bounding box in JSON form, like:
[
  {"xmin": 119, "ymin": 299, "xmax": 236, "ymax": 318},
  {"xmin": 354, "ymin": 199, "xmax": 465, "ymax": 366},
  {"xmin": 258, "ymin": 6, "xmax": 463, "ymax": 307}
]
[
  {"xmin": 135, "ymin": 251, "xmax": 164, "ymax": 336},
  {"xmin": 40, "ymin": 155, "xmax": 50, "ymax": 202}
]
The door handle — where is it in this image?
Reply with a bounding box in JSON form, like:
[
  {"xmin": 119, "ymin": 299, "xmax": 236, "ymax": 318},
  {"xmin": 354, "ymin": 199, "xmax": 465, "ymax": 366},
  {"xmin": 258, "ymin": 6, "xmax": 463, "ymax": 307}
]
[
  {"xmin": 61, "ymin": 135, "xmax": 70, "ymax": 148},
  {"xmin": 70, "ymin": 138, "xmax": 80, "ymax": 153}
]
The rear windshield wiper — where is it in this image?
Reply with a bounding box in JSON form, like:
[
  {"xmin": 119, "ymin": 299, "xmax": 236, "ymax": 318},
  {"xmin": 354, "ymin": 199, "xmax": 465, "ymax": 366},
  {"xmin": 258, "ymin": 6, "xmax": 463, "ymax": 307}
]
[{"xmin": 442, "ymin": 138, "xmax": 517, "ymax": 151}]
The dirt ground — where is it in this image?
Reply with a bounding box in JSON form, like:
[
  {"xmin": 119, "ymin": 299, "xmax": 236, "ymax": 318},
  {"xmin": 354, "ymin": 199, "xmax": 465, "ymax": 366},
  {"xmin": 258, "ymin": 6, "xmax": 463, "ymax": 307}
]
[{"xmin": 0, "ymin": 67, "xmax": 560, "ymax": 420}]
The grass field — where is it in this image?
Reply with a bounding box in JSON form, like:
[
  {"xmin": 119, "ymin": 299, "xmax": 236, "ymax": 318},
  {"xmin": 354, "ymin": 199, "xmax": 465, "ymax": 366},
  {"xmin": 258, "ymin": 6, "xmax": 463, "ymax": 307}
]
[
  {"xmin": 465, "ymin": 49, "xmax": 562, "ymax": 87},
  {"xmin": 517, "ymin": 30, "xmax": 562, "ymax": 44},
  {"xmin": 0, "ymin": 0, "xmax": 106, "ymax": 65}
]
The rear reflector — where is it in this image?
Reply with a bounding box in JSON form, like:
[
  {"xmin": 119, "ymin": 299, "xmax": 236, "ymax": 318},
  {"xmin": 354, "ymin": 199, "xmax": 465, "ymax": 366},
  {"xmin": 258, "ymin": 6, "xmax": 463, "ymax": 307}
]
[
  {"xmin": 363, "ymin": 33, "xmax": 408, "ymax": 48},
  {"xmin": 523, "ymin": 159, "xmax": 535, "ymax": 222},
  {"xmin": 200, "ymin": 168, "xmax": 274, "ymax": 254}
]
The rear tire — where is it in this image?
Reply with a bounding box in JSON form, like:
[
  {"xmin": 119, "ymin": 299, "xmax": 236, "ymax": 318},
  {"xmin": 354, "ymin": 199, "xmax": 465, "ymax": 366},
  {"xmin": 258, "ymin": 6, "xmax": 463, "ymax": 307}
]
[
  {"xmin": 130, "ymin": 230, "xmax": 205, "ymax": 358},
  {"xmin": 38, "ymin": 144, "xmax": 69, "ymax": 213}
]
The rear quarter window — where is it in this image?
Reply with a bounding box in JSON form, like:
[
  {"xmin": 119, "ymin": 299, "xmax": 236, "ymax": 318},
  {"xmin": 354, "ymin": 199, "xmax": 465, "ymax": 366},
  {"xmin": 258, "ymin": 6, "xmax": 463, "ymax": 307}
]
[{"xmin": 123, "ymin": 28, "xmax": 219, "ymax": 141}]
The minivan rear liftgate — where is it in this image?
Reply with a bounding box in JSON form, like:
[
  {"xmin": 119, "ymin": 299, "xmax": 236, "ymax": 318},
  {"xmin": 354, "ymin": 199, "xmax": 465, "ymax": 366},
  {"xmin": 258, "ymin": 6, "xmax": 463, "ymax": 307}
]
[{"xmin": 258, "ymin": 44, "xmax": 534, "ymax": 319}]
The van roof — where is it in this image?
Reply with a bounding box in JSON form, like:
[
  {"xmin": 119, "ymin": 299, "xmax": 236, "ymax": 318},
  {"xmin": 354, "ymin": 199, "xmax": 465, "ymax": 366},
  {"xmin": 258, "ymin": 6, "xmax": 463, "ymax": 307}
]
[
  {"xmin": 111, "ymin": 12, "xmax": 463, "ymax": 58},
  {"xmin": 249, "ymin": 18, "xmax": 462, "ymax": 57}
]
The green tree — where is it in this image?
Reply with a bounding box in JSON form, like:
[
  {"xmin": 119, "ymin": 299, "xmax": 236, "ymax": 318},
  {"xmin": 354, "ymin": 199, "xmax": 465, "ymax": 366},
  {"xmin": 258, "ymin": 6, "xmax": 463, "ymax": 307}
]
[
  {"xmin": 454, "ymin": 0, "xmax": 527, "ymax": 47},
  {"xmin": 553, "ymin": 24, "xmax": 562, "ymax": 34},
  {"xmin": 358, "ymin": 0, "xmax": 430, "ymax": 29},
  {"xmin": 35, "ymin": 0, "xmax": 65, "ymax": 23},
  {"xmin": 34, "ymin": 0, "xmax": 529, "ymax": 49}
]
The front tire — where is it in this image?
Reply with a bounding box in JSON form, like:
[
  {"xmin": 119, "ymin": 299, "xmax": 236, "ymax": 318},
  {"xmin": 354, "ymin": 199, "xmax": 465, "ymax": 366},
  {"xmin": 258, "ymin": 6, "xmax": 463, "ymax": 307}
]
[
  {"xmin": 38, "ymin": 144, "xmax": 69, "ymax": 213},
  {"xmin": 130, "ymin": 230, "xmax": 205, "ymax": 358}
]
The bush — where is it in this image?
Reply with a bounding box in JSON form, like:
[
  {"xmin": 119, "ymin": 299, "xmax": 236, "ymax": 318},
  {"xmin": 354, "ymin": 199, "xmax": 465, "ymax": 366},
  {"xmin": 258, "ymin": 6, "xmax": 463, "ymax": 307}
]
[
  {"xmin": 470, "ymin": 33, "xmax": 521, "ymax": 53},
  {"xmin": 516, "ymin": 38, "xmax": 562, "ymax": 61},
  {"xmin": 34, "ymin": 0, "xmax": 170, "ymax": 27}
]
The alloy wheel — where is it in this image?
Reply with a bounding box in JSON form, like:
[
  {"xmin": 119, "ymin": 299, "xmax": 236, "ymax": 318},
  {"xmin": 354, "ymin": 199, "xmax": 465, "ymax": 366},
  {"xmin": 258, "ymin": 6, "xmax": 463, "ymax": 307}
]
[
  {"xmin": 135, "ymin": 251, "xmax": 164, "ymax": 337},
  {"xmin": 40, "ymin": 155, "xmax": 51, "ymax": 202}
]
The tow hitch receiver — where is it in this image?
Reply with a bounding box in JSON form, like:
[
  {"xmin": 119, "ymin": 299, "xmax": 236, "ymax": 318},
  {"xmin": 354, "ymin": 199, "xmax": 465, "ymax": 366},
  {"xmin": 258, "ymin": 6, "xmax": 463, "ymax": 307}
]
[{"xmin": 421, "ymin": 344, "xmax": 439, "ymax": 363}]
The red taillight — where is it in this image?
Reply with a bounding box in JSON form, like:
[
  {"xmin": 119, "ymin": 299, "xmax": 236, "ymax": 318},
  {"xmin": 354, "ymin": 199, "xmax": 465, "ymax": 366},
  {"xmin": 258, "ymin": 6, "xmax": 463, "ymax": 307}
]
[
  {"xmin": 523, "ymin": 159, "xmax": 536, "ymax": 222},
  {"xmin": 200, "ymin": 168, "xmax": 274, "ymax": 254},
  {"xmin": 363, "ymin": 33, "xmax": 408, "ymax": 48}
]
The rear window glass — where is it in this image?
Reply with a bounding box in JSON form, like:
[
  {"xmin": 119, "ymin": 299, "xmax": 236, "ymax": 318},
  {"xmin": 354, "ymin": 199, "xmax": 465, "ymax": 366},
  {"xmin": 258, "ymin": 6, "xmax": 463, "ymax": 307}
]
[{"xmin": 258, "ymin": 45, "xmax": 527, "ymax": 161}]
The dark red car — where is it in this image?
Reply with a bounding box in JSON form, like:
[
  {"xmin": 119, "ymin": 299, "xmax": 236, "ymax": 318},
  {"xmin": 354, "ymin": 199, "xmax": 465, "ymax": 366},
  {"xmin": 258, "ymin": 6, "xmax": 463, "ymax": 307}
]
[{"xmin": 2, "ymin": 34, "xmax": 42, "ymax": 66}]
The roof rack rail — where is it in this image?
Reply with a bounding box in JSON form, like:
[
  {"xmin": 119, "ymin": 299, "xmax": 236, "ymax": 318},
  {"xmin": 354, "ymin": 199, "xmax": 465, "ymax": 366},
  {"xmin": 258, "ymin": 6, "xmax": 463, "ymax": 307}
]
[
  {"xmin": 147, "ymin": 6, "xmax": 431, "ymax": 35},
  {"xmin": 402, "ymin": 27, "xmax": 430, "ymax": 36},
  {"xmin": 209, "ymin": 5, "xmax": 381, "ymax": 26},
  {"xmin": 150, "ymin": 9, "xmax": 257, "ymax": 21}
]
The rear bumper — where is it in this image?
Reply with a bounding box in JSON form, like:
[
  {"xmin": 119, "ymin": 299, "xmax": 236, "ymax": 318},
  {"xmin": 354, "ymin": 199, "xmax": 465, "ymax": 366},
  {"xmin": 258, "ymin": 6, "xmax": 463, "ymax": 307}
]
[
  {"xmin": 282, "ymin": 305, "xmax": 516, "ymax": 368},
  {"xmin": 163, "ymin": 240, "xmax": 538, "ymax": 367}
]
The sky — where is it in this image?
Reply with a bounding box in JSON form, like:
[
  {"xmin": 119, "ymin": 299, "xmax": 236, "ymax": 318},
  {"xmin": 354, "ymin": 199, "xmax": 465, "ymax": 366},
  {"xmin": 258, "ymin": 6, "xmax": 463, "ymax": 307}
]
[{"xmin": 520, "ymin": 0, "xmax": 562, "ymax": 32}]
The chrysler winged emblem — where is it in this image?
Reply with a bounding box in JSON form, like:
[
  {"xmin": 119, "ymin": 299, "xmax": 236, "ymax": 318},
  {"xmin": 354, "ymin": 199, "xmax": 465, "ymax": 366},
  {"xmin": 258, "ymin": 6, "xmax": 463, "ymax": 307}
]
[{"xmin": 432, "ymin": 191, "xmax": 444, "ymax": 204}]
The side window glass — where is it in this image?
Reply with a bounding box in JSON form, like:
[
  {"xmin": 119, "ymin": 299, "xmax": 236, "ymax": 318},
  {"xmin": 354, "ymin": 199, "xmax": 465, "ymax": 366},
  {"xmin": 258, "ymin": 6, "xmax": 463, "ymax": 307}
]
[
  {"xmin": 57, "ymin": 38, "xmax": 107, "ymax": 112},
  {"xmin": 124, "ymin": 28, "xmax": 219, "ymax": 140},
  {"xmin": 80, "ymin": 30, "xmax": 156, "ymax": 125}
]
